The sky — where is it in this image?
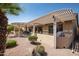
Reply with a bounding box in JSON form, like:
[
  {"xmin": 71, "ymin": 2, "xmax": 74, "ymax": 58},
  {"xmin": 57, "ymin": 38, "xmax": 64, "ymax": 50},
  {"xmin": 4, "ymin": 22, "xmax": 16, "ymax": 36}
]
[{"xmin": 7, "ymin": 3, "xmax": 79, "ymax": 24}]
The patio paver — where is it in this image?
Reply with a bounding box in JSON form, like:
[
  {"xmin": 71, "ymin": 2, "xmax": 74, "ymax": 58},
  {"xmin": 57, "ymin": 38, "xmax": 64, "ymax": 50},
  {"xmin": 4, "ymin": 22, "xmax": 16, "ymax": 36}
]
[
  {"xmin": 4, "ymin": 34, "xmax": 79, "ymax": 56},
  {"xmin": 5, "ymin": 37, "xmax": 35, "ymax": 56}
]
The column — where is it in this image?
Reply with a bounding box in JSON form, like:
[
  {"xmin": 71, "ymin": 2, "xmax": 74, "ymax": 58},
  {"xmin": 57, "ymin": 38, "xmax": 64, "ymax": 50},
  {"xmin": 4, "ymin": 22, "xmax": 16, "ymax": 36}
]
[
  {"xmin": 27, "ymin": 27, "xmax": 29, "ymax": 31},
  {"xmin": 53, "ymin": 22, "xmax": 57, "ymax": 49},
  {"xmin": 32, "ymin": 25, "xmax": 36, "ymax": 36},
  {"xmin": 18, "ymin": 25, "xmax": 21, "ymax": 37},
  {"xmin": 14, "ymin": 25, "xmax": 16, "ymax": 35}
]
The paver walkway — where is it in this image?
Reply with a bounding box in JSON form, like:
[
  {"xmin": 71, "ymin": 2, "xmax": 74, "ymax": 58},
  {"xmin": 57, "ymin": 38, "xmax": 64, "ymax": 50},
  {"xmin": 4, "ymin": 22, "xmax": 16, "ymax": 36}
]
[
  {"xmin": 5, "ymin": 37, "xmax": 36, "ymax": 56},
  {"xmin": 4, "ymin": 34, "xmax": 79, "ymax": 56}
]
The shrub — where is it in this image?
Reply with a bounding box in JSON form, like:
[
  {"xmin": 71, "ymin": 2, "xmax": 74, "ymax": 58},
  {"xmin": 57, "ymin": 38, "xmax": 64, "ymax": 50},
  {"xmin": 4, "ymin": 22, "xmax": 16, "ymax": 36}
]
[
  {"xmin": 32, "ymin": 45, "xmax": 47, "ymax": 56},
  {"xmin": 36, "ymin": 45, "xmax": 45, "ymax": 54},
  {"xmin": 7, "ymin": 25, "xmax": 14, "ymax": 34},
  {"xmin": 28, "ymin": 36, "xmax": 38, "ymax": 42},
  {"xmin": 6, "ymin": 40, "xmax": 17, "ymax": 48}
]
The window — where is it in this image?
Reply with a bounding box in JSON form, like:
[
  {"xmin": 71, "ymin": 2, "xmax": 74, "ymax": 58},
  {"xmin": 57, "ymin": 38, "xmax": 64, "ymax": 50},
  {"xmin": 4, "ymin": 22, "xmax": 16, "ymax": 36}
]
[
  {"xmin": 48, "ymin": 23, "xmax": 53, "ymax": 34},
  {"xmin": 38, "ymin": 26, "xmax": 43, "ymax": 34},
  {"xmin": 57, "ymin": 22, "xmax": 63, "ymax": 32}
]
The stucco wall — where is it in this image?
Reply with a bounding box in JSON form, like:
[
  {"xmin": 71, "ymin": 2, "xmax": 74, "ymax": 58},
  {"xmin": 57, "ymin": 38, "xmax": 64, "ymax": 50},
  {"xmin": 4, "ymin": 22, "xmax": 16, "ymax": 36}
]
[
  {"xmin": 37, "ymin": 34, "xmax": 55, "ymax": 48},
  {"xmin": 56, "ymin": 33, "xmax": 73, "ymax": 48},
  {"xmin": 63, "ymin": 20, "xmax": 73, "ymax": 32},
  {"xmin": 56, "ymin": 20, "xmax": 75, "ymax": 48}
]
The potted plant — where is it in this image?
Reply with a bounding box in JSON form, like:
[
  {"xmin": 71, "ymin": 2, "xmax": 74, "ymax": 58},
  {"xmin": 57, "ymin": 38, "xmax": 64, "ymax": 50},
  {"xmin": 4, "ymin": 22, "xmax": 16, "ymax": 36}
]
[
  {"xmin": 32, "ymin": 45, "xmax": 47, "ymax": 56},
  {"xmin": 28, "ymin": 35, "xmax": 38, "ymax": 44}
]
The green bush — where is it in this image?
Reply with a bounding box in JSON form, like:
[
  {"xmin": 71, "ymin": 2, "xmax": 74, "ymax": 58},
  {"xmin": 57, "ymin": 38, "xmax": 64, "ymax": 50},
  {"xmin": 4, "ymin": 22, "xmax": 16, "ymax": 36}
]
[
  {"xmin": 36, "ymin": 45, "xmax": 45, "ymax": 54},
  {"xmin": 32, "ymin": 45, "xmax": 47, "ymax": 56},
  {"xmin": 6, "ymin": 40, "xmax": 17, "ymax": 48},
  {"xmin": 28, "ymin": 36, "xmax": 38, "ymax": 42},
  {"xmin": 7, "ymin": 25, "xmax": 14, "ymax": 34}
]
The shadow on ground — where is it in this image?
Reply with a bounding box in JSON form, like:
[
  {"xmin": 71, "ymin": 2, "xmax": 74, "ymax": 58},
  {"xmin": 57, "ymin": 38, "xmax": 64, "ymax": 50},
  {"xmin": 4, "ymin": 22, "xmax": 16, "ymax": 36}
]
[
  {"xmin": 6, "ymin": 44, "xmax": 18, "ymax": 49},
  {"xmin": 31, "ymin": 42, "xmax": 41, "ymax": 45}
]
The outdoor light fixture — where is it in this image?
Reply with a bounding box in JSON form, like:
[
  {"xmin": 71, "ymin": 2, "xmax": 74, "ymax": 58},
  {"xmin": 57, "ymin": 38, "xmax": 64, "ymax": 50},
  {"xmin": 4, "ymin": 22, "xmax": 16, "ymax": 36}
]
[{"xmin": 53, "ymin": 15, "xmax": 56, "ymax": 22}]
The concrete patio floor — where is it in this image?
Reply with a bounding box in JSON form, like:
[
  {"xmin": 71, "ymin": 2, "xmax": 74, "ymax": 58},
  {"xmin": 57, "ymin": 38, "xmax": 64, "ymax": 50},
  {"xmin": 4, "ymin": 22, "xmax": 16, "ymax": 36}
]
[{"xmin": 4, "ymin": 34, "xmax": 79, "ymax": 56}]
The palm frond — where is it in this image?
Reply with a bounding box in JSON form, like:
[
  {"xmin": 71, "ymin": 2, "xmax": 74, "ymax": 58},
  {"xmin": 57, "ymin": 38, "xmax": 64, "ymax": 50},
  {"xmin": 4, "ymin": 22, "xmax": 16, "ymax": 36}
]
[{"xmin": 0, "ymin": 3, "xmax": 21, "ymax": 15}]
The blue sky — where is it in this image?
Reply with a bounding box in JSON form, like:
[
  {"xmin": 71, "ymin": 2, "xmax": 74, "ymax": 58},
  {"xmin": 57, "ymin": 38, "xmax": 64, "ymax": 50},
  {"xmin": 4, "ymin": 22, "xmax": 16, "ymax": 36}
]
[{"xmin": 7, "ymin": 3, "xmax": 79, "ymax": 23}]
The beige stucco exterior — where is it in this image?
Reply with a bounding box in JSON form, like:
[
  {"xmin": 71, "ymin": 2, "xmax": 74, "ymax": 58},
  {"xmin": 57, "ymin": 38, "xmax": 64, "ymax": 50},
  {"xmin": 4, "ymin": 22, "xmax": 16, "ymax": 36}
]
[
  {"xmin": 63, "ymin": 21, "xmax": 73, "ymax": 31},
  {"xmin": 56, "ymin": 20, "xmax": 74, "ymax": 48}
]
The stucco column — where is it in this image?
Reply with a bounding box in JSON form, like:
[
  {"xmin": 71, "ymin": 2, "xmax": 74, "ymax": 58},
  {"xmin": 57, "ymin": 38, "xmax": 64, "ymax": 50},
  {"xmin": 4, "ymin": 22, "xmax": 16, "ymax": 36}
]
[
  {"xmin": 14, "ymin": 26, "xmax": 16, "ymax": 35},
  {"xmin": 18, "ymin": 25, "xmax": 21, "ymax": 37},
  {"xmin": 32, "ymin": 25, "xmax": 36, "ymax": 36},
  {"xmin": 27, "ymin": 27, "xmax": 29, "ymax": 31},
  {"xmin": 53, "ymin": 16, "xmax": 57, "ymax": 49},
  {"xmin": 53, "ymin": 22, "xmax": 57, "ymax": 49}
]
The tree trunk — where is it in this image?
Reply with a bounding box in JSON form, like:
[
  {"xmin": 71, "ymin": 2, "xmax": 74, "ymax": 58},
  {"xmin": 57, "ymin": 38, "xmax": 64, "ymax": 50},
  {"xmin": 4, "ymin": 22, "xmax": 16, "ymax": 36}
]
[{"xmin": 0, "ymin": 9, "xmax": 8, "ymax": 56}]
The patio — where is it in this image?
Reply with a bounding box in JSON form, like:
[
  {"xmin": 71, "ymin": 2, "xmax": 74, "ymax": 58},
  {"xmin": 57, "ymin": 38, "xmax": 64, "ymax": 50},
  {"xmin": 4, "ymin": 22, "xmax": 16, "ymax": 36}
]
[{"xmin": 4, "ymin": 34, "xmax": 79, "ymax": 56}]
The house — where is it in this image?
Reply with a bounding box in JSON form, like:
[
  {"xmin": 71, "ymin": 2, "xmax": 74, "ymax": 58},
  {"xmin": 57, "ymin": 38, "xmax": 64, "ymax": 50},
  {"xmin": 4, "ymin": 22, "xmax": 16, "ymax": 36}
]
[
  {"xmin": 11, "ymin": 22, "xmax": 27, "ymax": 36},
  {"xmin": 26, "ymin": 9, "xmax": 78, "ymax": 49},
  {"xmin": 12, "ymin": 9, "xmax": 78, "ymax": 49}
]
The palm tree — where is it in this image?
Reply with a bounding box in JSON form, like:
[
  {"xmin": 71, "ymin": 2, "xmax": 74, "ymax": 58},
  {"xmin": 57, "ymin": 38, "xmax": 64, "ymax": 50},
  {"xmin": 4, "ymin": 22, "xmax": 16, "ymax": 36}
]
[{"xmin": 0, "ymin": 3, "xmax": 21, "ymax": 55}]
